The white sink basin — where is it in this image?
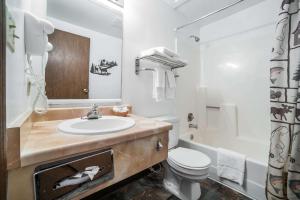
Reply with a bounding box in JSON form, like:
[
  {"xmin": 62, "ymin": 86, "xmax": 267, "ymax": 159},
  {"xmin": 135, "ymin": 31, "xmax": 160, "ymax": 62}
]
[{"xmin": 58, "ymin": 116, "xmax": 136, "ymax": 135}]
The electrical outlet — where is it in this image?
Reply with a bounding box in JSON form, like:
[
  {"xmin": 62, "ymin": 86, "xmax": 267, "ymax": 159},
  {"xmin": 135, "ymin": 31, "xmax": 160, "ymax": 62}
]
[{"xmin": 6, "ymin": 6, "xmax": 17, "ymax": 52}]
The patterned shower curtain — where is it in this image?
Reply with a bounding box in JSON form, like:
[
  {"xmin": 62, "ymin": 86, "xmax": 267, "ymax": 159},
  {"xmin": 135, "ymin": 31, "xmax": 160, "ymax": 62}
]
[{"xmin": 267, "ymin": 0, "xmax": 300, "ymax": 199}]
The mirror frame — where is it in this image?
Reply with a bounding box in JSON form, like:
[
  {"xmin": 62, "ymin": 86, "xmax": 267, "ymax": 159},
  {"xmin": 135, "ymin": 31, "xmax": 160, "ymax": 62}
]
[
  {"xmin": 0, "ymin": 0, "xmax": 7, "ymax": 199},
  {"xmin": 48, "ymin": 98, "xmax": 122, "ymax": 107}
]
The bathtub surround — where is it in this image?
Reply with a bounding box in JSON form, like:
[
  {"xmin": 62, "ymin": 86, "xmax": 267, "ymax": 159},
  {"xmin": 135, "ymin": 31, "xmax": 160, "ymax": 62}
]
[
  {"xmin": 196, "ymin": 0, "xmax": 282, "ymax": 170},
  {"xmin": 267, "ymin": 0, "xmax": 300, "ymax": 199},
  {"xmin": 199, "ymin": 0, "xmax": 280, "ymax": 144},
  {"xmin": 183, "ymin": 1, "xmax": 288, "ymax": 198}
]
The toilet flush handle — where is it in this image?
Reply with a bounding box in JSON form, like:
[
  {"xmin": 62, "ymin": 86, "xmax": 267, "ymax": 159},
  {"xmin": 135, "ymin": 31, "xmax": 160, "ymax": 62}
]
[{"xmin": 156, "ymin": 139, "xmax": 163, "ymax": 151}]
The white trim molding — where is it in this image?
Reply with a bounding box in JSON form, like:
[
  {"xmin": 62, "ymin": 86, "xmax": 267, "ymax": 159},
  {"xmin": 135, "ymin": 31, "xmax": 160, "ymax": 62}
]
[{"xmin": 48, "ymin": 99, "xmax": 122, "ymax": 108}]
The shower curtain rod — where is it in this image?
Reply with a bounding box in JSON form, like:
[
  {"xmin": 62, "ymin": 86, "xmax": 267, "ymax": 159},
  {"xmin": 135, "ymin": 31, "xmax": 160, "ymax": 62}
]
[{"xmin": 175, "ymin": 0, "xmax": 245, "ymax": 31}]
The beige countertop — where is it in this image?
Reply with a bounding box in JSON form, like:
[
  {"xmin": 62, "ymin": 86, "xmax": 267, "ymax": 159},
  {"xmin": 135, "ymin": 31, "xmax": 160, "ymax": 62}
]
[{"xmin": 20, "ymin": 115, "xmax": 172, "ymax": 167}]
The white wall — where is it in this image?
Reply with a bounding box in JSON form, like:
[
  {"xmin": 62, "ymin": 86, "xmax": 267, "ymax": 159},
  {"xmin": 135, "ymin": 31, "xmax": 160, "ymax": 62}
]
[
  {"xmin": 6, "ymin": 0, "xmax": 188, "ymax": 126},
  {"xmin": 48, "ymin": 17, "xmax": 122, "ymax": 99},
  {"xmin": 7, "ymin": 0, "xmax": 189, "ymax": 126},
  {"xmin": 6, "ymin": 0, "xmax": 47, "ymax": 127},
  {"xmin": 198, "ymin": 0, "xmax": 280, "ymax": 144},
  {"xmin": 175, "ymin": 34, "xmax": 200, "ymax": 133},
  {"xmin": 122, "ymin": 0, "xmax": 187, "ymax": 118}
]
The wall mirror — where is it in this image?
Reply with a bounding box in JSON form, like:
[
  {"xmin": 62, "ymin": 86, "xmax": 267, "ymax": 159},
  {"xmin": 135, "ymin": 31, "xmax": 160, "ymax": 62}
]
[{"xmin": 46, "ymin": 0, "xmax": 123, "ymax": 105}]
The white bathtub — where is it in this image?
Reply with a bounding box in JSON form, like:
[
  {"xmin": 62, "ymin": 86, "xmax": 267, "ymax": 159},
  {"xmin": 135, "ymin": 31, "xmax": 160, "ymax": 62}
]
[{"xmin": 179, "ymin": 131, "xmax": 268, "ymax": 200}]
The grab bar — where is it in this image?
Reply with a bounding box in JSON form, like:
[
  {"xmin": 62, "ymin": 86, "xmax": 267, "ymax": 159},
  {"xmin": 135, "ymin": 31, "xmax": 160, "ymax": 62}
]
[{"xmin": 206, "ymin": 106, "xmax": 220, "ymax": 109}]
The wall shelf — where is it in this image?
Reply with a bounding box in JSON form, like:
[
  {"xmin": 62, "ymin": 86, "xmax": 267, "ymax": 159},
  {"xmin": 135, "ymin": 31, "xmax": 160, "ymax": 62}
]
[{"xmin": 135, "ymin": 54, "xmax": 187, "ymax": 75}]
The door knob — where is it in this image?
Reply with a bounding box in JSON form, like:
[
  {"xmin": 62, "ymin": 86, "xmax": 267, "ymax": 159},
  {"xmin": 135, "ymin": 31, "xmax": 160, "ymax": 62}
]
[{"xmin": 82, "ymin": 88, "xmax": 89, "ymax": 94}]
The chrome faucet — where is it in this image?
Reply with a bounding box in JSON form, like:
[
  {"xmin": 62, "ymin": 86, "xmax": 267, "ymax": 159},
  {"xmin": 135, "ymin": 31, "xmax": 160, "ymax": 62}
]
[
  {"xmin": 189, "ymin": 124, "xmax": 198, "ymax": 129},
  {"xmin": 187, "ymin": 113, "xmax": 198, "ymax": 129},
  {"xmin": 82, "ymin": 104, "xmax": 102, "ymax": 120}
]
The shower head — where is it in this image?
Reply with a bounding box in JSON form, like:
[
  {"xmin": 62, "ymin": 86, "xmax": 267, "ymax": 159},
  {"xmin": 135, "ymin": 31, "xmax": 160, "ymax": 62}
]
[{"xmin": 190, "ymin": 35, "xmax": 200, "ymax": 42}]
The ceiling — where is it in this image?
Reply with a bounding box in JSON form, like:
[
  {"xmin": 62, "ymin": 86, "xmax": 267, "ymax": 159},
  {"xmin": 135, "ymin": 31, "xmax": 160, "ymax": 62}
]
[
  {"xmin": 47, "ymin": 0, "xmax": 123, "ymax": 38},
  {"xmin": 163, "ymin": 0, "xmax": 265, "ymax": 30},
  {"xmin": 47, "ymin": 0, "xmax": 265, "ymax": 38}
]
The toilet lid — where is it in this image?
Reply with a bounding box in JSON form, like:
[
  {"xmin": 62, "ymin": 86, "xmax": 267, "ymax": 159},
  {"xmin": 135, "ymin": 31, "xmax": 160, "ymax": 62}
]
[{"xmin": 168, "ymin": 147, "xmax": 211, "ymax": 169}]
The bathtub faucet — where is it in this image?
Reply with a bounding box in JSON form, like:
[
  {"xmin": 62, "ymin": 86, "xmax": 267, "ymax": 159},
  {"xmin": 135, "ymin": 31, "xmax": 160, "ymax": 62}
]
[
  {"xmin": 187, "ymin": 113, "xmax": 198, "ymax": 129},
  {"xmin": 189, "ymin": 123, "xmax": 198, "ymax": 129}
]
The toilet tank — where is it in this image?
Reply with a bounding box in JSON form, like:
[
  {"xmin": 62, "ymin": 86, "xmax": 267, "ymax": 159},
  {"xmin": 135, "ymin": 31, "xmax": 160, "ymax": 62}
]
[{"xmin": 152, "ymin": 116, "xmax": 180, "ymax": 149}]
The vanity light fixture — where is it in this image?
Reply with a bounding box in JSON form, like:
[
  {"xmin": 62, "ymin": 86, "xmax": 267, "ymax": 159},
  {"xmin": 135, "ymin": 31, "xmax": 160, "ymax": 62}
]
[{"xmin": 89, "ymin": 0, "xmax": 123, "ymax": 13}]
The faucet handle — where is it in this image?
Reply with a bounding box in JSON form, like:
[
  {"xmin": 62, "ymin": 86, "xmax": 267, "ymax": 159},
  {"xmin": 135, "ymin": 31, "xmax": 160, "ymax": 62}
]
[
  {"xmin": 187, "ymin": 113, "xmax": 194, "ymax": 122},
  {"xmin": 91, "ymin": 104, "xmax": 98, "ymax": 110}
]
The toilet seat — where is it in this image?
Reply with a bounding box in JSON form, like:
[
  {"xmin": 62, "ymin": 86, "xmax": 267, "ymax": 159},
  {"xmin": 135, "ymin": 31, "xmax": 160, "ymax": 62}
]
[
  {"xmin": 167, "ymin": 147, "xmax": 211, "ymax": 177},
  {"xmin": 169, "ymin": 166, "xmax": 209, "ymax": 180}
]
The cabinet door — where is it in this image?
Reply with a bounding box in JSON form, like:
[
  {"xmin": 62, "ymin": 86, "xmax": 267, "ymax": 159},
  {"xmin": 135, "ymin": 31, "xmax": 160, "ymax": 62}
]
[{"xmin": 34, "ymin": 149, "xmax": 113, "ymax": 200}]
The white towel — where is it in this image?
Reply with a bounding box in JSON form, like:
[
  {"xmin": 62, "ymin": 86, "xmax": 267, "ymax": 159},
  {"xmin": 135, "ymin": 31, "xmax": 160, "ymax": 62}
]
[
  {"xmin": 140, "ymin": 47, "xmax": 178, "ymax": 58},
  {"xmin": 153, "ymin": 47, "xmax": 179, "ymax": 58},
  {"xmin": 166, "ymin": 70, "xmax": 176, "ymax": 99},
  {"xmin": 153, "ymin": 67, "xmax": 165, "ymax": 102},
  {"xmin": 217, "ymin": 148, "xmax": 246, "ymax": 185},
  {"xmin": 139, "ymin": 48, "xmax": 188, "ymax": 66},
  {"xmin": 140, "ymin": 48, "xmax": 163, "ymax": 58}
]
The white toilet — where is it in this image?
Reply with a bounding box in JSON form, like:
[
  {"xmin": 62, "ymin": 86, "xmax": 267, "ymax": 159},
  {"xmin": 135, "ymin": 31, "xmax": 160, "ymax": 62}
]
[{"xmin": 153, "ymin": 116, "xmax": 211, "ymax": 200}]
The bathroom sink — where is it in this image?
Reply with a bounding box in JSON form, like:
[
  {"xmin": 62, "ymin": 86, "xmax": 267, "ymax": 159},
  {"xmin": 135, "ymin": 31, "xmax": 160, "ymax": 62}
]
[{"xmin": 58, "ymin": 116, "xmax": 136, "ymax": 135}]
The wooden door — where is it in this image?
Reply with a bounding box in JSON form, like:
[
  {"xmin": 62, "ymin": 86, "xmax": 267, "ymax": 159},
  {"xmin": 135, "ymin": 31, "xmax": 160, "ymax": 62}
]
[
  {"xmin": 46, "ymin": 29, "xmax": 90, "ymax": 99},
  {"xmin": 0, "ymin": 0, "xmax": 7, "ymax": 199}
]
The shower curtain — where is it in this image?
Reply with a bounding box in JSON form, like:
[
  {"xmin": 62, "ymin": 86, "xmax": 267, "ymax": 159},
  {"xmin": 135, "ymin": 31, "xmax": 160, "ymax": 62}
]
[{"xmin": 267, "ymin": 0, "xmax": 300, "ymax": 199}]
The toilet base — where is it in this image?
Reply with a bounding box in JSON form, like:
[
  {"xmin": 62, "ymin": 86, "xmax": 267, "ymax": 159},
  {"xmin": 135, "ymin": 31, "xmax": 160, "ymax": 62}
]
[
  {"xmin": 163, "ymin": 179, "xmax": 201, "ymax": 200},
  {"xmin": 163, "ymin": 162, "xmax": 202, "ymax": 200}
]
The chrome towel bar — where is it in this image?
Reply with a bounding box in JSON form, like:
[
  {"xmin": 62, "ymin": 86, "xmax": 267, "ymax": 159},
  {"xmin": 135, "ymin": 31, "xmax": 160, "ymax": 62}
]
[{"xmin": 135, "ymin": 55, "xmax": 185, "ymax": 78}]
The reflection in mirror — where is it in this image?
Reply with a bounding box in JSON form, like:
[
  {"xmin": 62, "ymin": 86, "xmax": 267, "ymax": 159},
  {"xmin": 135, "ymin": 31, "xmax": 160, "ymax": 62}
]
[{"xmin": 46, "ymin": 0, "xmax": 123, "ymax": 100}]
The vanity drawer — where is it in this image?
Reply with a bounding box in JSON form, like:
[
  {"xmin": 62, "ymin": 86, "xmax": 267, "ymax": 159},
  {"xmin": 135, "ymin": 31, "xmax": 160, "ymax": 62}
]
[{"xmin": 34, "ymin": 149, "xmax": 114, "ymax": 200}]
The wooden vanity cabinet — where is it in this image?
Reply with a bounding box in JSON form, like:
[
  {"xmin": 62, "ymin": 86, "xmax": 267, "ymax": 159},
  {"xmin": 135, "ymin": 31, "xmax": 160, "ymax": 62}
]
[{"xmin": 7, "ymin": 132, "xmax": 168, "ymax": 200}]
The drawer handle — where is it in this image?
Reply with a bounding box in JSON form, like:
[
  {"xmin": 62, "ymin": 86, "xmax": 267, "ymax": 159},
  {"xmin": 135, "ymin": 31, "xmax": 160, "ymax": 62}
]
[{"xmin": 156, "ymin": 139, "xmax": 163, "ymax": 151}]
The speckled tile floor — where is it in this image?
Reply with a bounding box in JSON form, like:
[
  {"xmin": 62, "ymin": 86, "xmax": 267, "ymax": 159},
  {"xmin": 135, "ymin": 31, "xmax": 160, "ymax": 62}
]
[{"xmin": 84, "ymin": 168, "xmax": 252, "ymax": 200}]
